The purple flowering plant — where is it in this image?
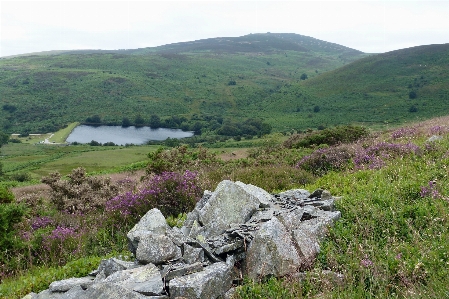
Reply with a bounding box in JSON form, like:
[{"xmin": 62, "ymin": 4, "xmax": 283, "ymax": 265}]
[{"xmin": 106, "ymin": 170, "xmax": 202, "ymax": 218}]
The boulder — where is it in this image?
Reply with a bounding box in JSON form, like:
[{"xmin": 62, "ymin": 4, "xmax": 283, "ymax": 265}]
[
  {"xmin": 127, "ymin": 208, "xmax": 169, "ymax": 254},
  {"xmin": 136, "ymin": 234, "xmax": 181, "ymax": 265},
  {"xmin": 243, "ymin": 217, "xmax": 301, "ymax": 279},
  {"xmin": 76, "ymin": 282, "xmax": 148, "ymax": 299},
  {"xmin": 49, "ymin": 277, "xmax": 94, "ymax": 292},
  {"xmin": 168, "ymin": 262, "xmax": 232, "ymax": 299},
  {"xmin": 198, "ymin": 180, "xmax": 261, "ymax": 238},
  {"xmin": 103, "ymin": 263, "xmax": 163, "ymax": 296}
]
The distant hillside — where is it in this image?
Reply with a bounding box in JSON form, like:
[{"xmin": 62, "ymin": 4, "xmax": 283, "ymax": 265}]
[
  {"xmin": 301, "ymin": 43, "xmax": 449, "ymax": 127},
  {"xmin": 0, "ymin": 33, "xmax": 366, "ymax": 134}
]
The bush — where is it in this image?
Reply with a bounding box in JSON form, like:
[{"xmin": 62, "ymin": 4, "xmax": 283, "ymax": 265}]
[
  {"xmin": 41, "ymin": 168, "xmax": 119, "ymax": 213},
  {"xmin": 296, "ymin": 146, "xmax": 353, "ymax": 176},
  {"xmin": 0, "ymin": 186, "xmax": 15, "ymax": 204},
  {"xmin": 106, "ymin": 170, "xmax": 202, "ymax": 218},
  {"xmin": 285, "ymin": 125, "xmax": 369, "ymax": 148}
]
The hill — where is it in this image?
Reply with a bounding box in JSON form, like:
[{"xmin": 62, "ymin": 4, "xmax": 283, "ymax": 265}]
[
  {"xmin": 0, "ymin": 33, "xmax": 364, "ymax": 134},
  {"xmin": 248, "ymin": 43, "xmax": 449, "ymax": 131}
]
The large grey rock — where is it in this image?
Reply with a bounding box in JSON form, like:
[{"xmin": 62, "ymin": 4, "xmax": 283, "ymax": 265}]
[
  {"xmin": 161, "ymin": 262, "xmax": 203, "ymax": 281},
  {"xmin": 103, "ymin": 263, "xmax": 163, "ymax": 296},
  {"xmin": 59, "ymin": 285, "xmax": 86, "ymax": 299},
  {"xmin": 95, "ymin": 257, "xmax": 137, "ymax": 277},
  {"xmin": 235, "ymin": 181, "xmax": 272, "ymax": 208},
  {"xmin": 169, "ymin": 262, "xmax": 232, "ymax": 299},
  {"xmin": 49, "ymin": 277, "xmax": 94, "ymax": 292},
  {"xmin": 198, "ymin": 180, "xmax": 261, "ymax": 238},
  {"xmin": 32, "ymin": 289, "xmax": 64, "ymax": 299},
  {"xmin": 136, "ymin": 233, "xmax": 181, "ymax": 264},
  {"xmin": 127, "ymin": 208, "xmax": 169, "ymax": 254},
  {"xmin": 275, "ymin": 207, "xmax": 304, "ymax": 230},
  {"xmin": 76, "ymin": 282, "xmax": 148, "ymax": 299},
  {"xmin": 183, "ymin": 243, "xmax": 205, "ymax": 264},
  {"xmin": 244, "ymin": 217, "xmax": 301, "ymax": 279}
]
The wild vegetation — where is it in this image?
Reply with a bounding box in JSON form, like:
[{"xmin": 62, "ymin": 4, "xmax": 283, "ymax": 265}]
[
  {"xmin": 0, "ymin": 117, "xmax": 449, "ymax": 298},
  {"xmin": 1, "ymin": 33, "xmax": 449, "ymax": 298}
]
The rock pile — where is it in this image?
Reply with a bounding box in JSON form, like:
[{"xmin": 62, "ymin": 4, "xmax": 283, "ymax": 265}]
[{"xmin": 25, "ymin": 180, "xmax": 341, "ymax": 299}]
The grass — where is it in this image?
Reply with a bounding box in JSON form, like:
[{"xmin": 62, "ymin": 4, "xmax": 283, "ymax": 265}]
[{"xmin": 48, "ymin": 122, "xmax": 79, "ymax": 143}]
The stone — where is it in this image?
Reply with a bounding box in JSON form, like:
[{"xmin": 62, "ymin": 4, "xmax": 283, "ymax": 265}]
[
  {"xmin": 127, "ymin": 208, "xmax": 169, "ymax": 254},
  {"xmin": 235, "ymin": 181, "xmax": 272, "ymax": 208},
  {"xmin": 49, "ymin": 277, "xmax": 94, "ymax": 292},
  {"xmin": 279, "ymin": 189, "xmax": 310, "ymax": 201},
  {"xmin": 198, "ymin": 180, "xmax": 261, "ymax": 238},
  {"xmin": 244, "ymin": 217, "xmax": 301, "ymax": 279},
  {"xmin": 136, "ymin": 234, "xmax": 181, "ymax": 264},
  {"xmin": 103, "ymin": 263, "xmax": 163, "ymax": 296},
  {"xmin": 76, "ymin": 282, "xmax": 148, "ymax": 299},
  {"xmin": 292, "ymin": 229, "xmax": 321, "ymax": 269},
  {"xmin": 161, "ymin": 262, "xmax": 203, "ymax": 281},
  {"xmin": 183, "ymin": 243, "xmax": 205, "ymax": 264},
  {"xmin": 59, "ymin": 285, "xmax": 86, "ymax": 299},
  {"xmin": 168, "ymin": 262, "xmax": 232, "ymax": 299},
  {"xmin": 166, "ymin": 226, "xmax": 194, "ymax": 247},
  {"xmin": 275, "ymin": 207, "xmax": 304, "ymax": 230},
  {"xmin": 95, "ymin": 258, "xmax": 137, "ymax": 277}
]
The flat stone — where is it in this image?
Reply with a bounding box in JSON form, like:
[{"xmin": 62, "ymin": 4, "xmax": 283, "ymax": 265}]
[
  {"xmin": 136, "ymin": 234, "xmax": 181, "ymax": 264},
  {"xmin": 103, "ymin": 263, "xmax": 163, "ymax": 296},
  {"xmin": 76, "ymin": 282, "xmax": 148, "ymax": 299},
  {"xmin": 275, "ymin": 207, "xmax": 304, "ymax": 230},
  {"xmin": 49, "ymin": 277, "xmax": 94, "ymax": 292},
  {"xmin": 95, "ymin": 258, "xmax": 137, "ymax": 277},
  {"xmin": 161, "ymin": 262, "xmax": 203, "ymax": 281},
  {"xmin": 169, "ymin": 262, "xmax": 232, "ymax": 299}
]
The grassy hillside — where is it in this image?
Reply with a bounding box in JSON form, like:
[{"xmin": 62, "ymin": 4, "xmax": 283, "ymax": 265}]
[
  {"xmin": 0, "ymin": 33, "xmax": 364, "ymax": 134},
  {"xmin": 1, "ymin": 117, "xmax": 449, "ymax": 298}
]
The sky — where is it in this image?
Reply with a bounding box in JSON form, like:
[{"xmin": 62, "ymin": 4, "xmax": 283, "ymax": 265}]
[{"xmin": 1, "ymin": 0, "xmax": 448, "ymax": 57}]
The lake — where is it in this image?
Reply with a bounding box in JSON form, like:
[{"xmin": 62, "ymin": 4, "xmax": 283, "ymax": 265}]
[{"xmin": 66, "ymin": 125, "xmax": 193, "ymax": 145}]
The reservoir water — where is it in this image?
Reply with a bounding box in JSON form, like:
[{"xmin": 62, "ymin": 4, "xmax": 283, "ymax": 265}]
[{"xmin": 66, "ymin": 125, "xmax": 193, "ymax": 145}]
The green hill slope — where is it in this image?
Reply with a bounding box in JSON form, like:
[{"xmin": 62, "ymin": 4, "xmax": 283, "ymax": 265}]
[
  {"xmin": 300, "ymin": 43, "xmax": 449, "ymax": 127},
  {"xmin": 0, "ymin": 33, "xmax": 364, "ymax": 134}
]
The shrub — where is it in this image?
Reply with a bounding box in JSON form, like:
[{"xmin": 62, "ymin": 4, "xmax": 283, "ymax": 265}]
[
  {"xmin": 41, "ymin": 168, "xmax": 119, "ymax": 213},
  {"xmin": 106, "ymin": 170, "xmax": 202, "ymax": 218},
  {"xmin": 285, "ymin": 125, "xmax": 369, "ymax": 148},
  {"xmin": 296, "ymin": 146, "xmax": 353, "ymax": 176},
  {"xmin": 0, "ymin": 186, "xmax": 15, "ymax": 204}
]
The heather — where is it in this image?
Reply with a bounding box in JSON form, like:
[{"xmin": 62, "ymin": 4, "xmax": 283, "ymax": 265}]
[{"xmin": 1, "ymin": 120, "xmax": 449, "ymax": 298}]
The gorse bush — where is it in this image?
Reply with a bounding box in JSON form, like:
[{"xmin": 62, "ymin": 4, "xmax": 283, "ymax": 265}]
[
  {"xmin": 147, "ymin": 146, "xmax": 222, "ymax": 174},
  {"xmin": 41, "ymin": 167, "xmax": 119, "ymax": 213},
  {"xmin": 285, "ymin": 125, "xmax": 369, "ymax": 148},
  {"xmin": 0, "ymin": 186, "xmax": 15, "ymax": 204}
]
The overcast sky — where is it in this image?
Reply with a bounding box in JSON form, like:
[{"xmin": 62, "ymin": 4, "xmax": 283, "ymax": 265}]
[{"xmin": 1, "ymin": 0, "xmax": 448, "ymax": 57}]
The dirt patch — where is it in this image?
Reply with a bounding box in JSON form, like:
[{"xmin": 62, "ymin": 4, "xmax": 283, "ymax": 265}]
[{"xmin": 218, "ymin": 149, "xmax": 248, "ymax": 161}]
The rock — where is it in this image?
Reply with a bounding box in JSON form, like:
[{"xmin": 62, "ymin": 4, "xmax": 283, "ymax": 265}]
[
  {"xmin": 291, "ymin": 229, "xmax": 321, "ymax": 269},
  {"xmin": 168, "ymin": 262, "xmax": 232, "ymax": 299},
  {"xmin": 235, "ymin": 181, "xmax": 272, "ymax": 208},
  {"xmin": 59, "ymin": 285, "xmax": 86, "ymax": 299},
  {"xmin": 21, "ymin": 293, "xmax": 37, "ymax": 299},
  {"xmin": 95, "ymin": 258, "xmax": 137, "ymax": 277},
  {"xmin": 161, "ymin": 262, "xmax": 203, "ymax": 282},
  {"xmin": 49, "ymin": 277, "xmax": 94, "ymax": 292},
  {"xmin": 244, "ymin": 217, "xmax": 301, "ymax": 279},
  {"xmin": 198, "ymin": 180, "xmax": 261, "ymax": 238},
  {"xmin": 275, "ymin": 207, "xmax": 304, "ymax": 230},
  {"xmin": 279, "ymin": 189, "xmax": 310, "ymax": 201},
  {"xmin": 76, "ymin": 282, "xmax": 148, "ymax": 299},
  {"xmin": 136, "ymin": 234, "xmax": 181, "ymax": 265},
  {"xmin": 31, "ymin": 289, "xmax": 64, "ymax": 299},
  {"xmin": 127, "ymin": 208, "xmax": 169, "ymax": 254},
  {"xmin": 166, "ymin": 226, "xmax": 194, "ymax": 247},
  {"xmin": 427, "ymin": 135, "xmax": 443, "ymax": 142},
  {"xmin": 103, "ymin": 263, "xmax": 163, "ymax": 296},
  {"xmin": 183, "ymin": 243, "xmax": 205, "ymax": 264}
]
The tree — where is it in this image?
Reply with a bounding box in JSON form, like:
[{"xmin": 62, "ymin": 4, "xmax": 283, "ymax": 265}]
[
  {"xmin": 0, "ymin": 131, "xmax": 9, "ymax": 147},
  {"xmin": 313, "ymin": 105, "xmax": 320, "ymax": 113},
  {"xmin": 135, "ymin": 115, "xmax": 145, "ymax": 126},
  {"xmin": 149, "ymin": 114, "xmax": 161, "ymax": 128},
  {"xmin": 122, "ymin": 117, "xmax": 131, "ymax": 127},
  {"xmin": 409, "ymin": 105, "xmax": 418, "ymax": 113},
  {"xmin": 300, "ymin": 73, "xmax": 308, "ymax": 80},
  {"xmin": 409, "ymin": 91, "xmax": 417, "ymax": 99}
]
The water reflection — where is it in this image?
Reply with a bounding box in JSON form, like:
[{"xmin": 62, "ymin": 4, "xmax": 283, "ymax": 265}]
[{"xmin": 66, "ymin": 125, "xmax": 193, "ymax": 145}]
